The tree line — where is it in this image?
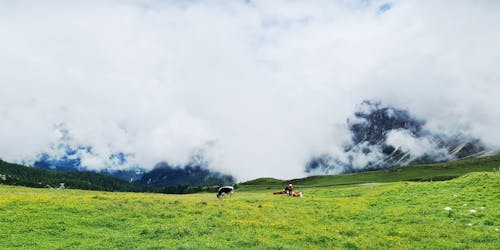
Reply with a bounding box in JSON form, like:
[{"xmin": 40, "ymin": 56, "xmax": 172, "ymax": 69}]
[{"xmin": 0, "ymin": 160, "xmax": 236, "ymax": 194}]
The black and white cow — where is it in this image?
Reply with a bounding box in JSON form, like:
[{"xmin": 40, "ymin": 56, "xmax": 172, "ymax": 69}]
[{"xmin": 217, "ymin": 186, "xmax": 234, "ymax": 199}]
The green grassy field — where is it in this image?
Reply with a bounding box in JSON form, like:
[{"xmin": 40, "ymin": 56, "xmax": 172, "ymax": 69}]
[{"xmin": 0, "ymin": 172, "xmax": 498, "ymax": 249}]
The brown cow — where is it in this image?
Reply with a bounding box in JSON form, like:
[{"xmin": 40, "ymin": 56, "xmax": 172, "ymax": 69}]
[
  {"xmin": 273, "ymin": 190, "xmax": 287, "ymax": 195},
  {"xmin": 273, "ymin": 190, "xmax": 303, "ymax": 197}
]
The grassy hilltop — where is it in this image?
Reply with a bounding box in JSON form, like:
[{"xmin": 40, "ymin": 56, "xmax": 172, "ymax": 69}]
[
  {"xmin": 241, "ymin": 155, "xmax": 500, "ymax": 189},
  {"xmin": 0, "ymin": 170, "xmax": 499, "ymax": 249}
]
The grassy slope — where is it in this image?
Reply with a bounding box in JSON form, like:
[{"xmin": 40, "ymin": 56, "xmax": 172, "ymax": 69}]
[
  {"xmin": 0, "ymin": 172, "xmax": 498, "ymax": 249},
  {"xmin": 241, "ymin": 155, "xmax": 500, "ymax": 189}
]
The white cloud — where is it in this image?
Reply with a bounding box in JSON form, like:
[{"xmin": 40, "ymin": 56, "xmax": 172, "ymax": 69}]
[
  {"xmin": 385, "ymin": 129, "xmax": 450, "ymax": 161},
  {"xmin": 0, "ymin": 0, "xmax": 499, "ymax": 180}
]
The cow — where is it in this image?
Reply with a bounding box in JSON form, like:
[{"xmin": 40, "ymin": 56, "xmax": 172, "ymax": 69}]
[{"xmin": 217, "ymin": 186, "xmax": 234, "ymax": 199}]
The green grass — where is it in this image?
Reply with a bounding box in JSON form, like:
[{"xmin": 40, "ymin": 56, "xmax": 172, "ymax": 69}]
[{"xmin": 0, "ymin": 172, "xmax": 498, "ymax": 249}]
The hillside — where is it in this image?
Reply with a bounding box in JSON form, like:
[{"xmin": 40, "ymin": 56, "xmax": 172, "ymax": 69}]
[
  {"xmin": 0, "ymin": 160, "xmax": 144, "ymax": 192},
  {"xmin": 0, "ymin": 160, "xmax": 228, "ymax": 194},
  {"xmin": 3, "ymin": 154, "xmax": 498, "ymax": 193},
  {"xmin": 242, "ymin": 155, "xmax": 500, "ymax": 188},
  {"xmin": 0, "ymin": 172, "xmax": 498, "ymax": 249}
]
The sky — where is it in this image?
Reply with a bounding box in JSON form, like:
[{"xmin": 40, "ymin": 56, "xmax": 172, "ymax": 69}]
[{"xmin": 1, "ymin": 0, "xmax": 500, "ymax": 181}]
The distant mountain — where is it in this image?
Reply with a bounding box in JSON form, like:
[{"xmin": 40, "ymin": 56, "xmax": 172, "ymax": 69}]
[
  {"xmin": 32, "ymin": 147, "xmax": 235, "ymax": 187},
  {"xmin": 30, "ymin": 142, "xmax": 146, "ymax": 183},
  {"xmin": 30, "ymin": 132, "xmax": 234, "ymax": 187},
  {"xmin": 136, "ymin": 161, "xmax": 235, "ymax": 187},
  {"xmin": 34, "ymin": 154, "xmax": 145, "ymax": 182},
  {"xmin": 305, "ymin": 100, "xmax": 496, "ymax": 175},
  {"xmin": 348, "ymin": 101, "xmax": 425, "ymax": 146}
]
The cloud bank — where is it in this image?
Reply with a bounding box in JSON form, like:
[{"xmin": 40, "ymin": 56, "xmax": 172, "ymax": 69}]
[{"xmin": 1, "ymin": 0, "xmax": 499, "ymax": 180}]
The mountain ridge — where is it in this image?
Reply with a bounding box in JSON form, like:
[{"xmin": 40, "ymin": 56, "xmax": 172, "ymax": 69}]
[{"xmin": 305, "ymin": 100, "xmax": 495, "ymax": 175}]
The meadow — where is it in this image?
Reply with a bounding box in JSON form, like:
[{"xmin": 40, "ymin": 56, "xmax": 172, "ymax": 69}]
[
  {"xmin": 241, "ymin": 155, "xmax": 500, "ymax": 188},
  {"xmin": 0, "ymin": 172, "xmax": 498, "ymax": 249}
]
